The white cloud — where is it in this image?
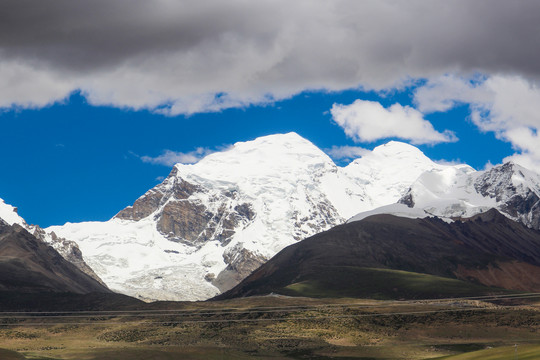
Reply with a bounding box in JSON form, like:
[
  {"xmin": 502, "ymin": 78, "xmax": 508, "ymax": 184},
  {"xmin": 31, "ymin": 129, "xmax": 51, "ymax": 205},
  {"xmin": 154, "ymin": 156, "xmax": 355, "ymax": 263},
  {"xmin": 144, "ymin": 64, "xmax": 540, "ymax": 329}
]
[
  {"xmin": 413, "ymin": 75, "xmax": 492, "ymax": 113},
  {"xmin": 140, "ymin": 148, "xmax": 215, "ymax": 166},
  {"xmin": 325, "ymin": 145, "xmax": 370, "ymax": 161},
  {"xmin": 414, "ymin": 74, "xmax": 540, "ymax": 172},
  {"xmin": 2, "ymin": 0, "xmax": 540, "ymax": 114},
  {"xmin": 330, "ymin": 100, "xmax": 456, "ymax": 144},
  {"xmin": 433, "ymin": 159, "xmax": 464, "ymax": 166},
  {"xmin": 483, "ymin": 160, "xmax": 495, "ymax": 170},
  {"xmin": 0, "ymin": 61, "xmax": 75, "ymax": 108},
  {"xmin": 503, "ymin": 152, "xmax": 540, "ymax": 173}
]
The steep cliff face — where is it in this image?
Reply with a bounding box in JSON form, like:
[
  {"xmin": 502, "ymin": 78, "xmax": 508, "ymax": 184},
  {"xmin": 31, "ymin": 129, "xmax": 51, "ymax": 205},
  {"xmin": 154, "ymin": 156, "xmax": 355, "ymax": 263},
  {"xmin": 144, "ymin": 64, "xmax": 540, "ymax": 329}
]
[
  {"xmin": 474, "ymin": 163, "xmax": 540, "ymax": 229},
  {"xmin": 47, "ymin": 133, "xmax": 451, "ymax": 301},
  {"xmin": 116, "ymin": 169, "xmax": 256, "ymax": 246}
]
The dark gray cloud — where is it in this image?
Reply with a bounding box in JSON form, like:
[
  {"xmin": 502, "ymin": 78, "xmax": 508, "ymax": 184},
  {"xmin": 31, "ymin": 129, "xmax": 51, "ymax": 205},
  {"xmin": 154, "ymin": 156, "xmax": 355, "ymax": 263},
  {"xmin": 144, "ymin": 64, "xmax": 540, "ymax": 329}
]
[{"xmin": 1, "ymin": 0, "xmax": 540, "ymax": 113}]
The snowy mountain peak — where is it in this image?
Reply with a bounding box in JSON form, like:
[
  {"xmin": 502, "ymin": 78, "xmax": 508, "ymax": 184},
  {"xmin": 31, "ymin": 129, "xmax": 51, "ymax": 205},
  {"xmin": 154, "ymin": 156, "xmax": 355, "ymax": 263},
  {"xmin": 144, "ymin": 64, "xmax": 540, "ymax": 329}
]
[
  {"xmin": 174, "ymin": 132, "xmax": 333, "ymax": 183},
  {"xmin": 235, "ymin": 131, "xmax": 318, "ymax": 149},
  {"xmin": 347, "ymin": 140, "xmax": 440, "ymax": 179},
  {"xmin": 370, "ymin": 140, "xmax": 430, "ymax": 160},
  {"xmin": 339, "ymin": 141, "xmax": 459, "ymax": 211},
  {"xmin": 209, "ymin": 132, "xmax": 326, "ymax": 161}
]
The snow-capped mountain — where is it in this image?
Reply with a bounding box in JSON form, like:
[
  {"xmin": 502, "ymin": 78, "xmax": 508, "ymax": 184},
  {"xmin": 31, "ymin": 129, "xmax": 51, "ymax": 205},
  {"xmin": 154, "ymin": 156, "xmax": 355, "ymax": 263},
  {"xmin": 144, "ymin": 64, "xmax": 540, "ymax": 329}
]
[
  {"xmin": 5, "ymin": 132, "xmax": 540, "ymax": 302},
  {"xmin": 47, "ymin": 133, "xmax": 452, "ymax": 301},
  {"xmin": 350, "ymin": 162, "xmax": 540, "ymax": 228}
]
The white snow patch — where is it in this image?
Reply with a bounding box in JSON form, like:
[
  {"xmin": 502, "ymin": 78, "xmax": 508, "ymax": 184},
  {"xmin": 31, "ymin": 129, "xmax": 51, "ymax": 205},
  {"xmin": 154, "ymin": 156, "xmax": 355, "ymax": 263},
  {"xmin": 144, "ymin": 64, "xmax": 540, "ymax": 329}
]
[
  {"xmin": 0, "ymin": 198, "xmax": 26, "ymax": 226},
  {"xmin": 347, "ymin": 203, "xmax": 438, "ymax": 223}
]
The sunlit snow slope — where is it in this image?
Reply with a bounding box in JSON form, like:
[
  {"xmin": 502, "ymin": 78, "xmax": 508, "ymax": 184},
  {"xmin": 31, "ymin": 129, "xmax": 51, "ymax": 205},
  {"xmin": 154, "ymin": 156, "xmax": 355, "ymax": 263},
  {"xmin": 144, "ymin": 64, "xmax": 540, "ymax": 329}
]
[{"xmin": 47, "ymin": 133, "xmax": 449, "ymax": 301}]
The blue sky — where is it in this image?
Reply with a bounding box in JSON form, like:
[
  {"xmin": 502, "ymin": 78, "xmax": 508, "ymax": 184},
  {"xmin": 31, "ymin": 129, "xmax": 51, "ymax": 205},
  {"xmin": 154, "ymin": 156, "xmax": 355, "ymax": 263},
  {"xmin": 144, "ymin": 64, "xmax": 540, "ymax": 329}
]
[{"xmin": 1, "ymin": 1, "xmax": 539, "ymax": 226}]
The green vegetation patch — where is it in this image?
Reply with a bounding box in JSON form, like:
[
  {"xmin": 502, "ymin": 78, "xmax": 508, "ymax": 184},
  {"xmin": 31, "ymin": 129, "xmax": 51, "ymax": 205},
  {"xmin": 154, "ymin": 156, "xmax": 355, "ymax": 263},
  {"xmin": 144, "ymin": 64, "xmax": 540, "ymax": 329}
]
[
  {"xmin": 280, "ymin": 266, "xmax": 508, "ymax": 299},
  {"xmin": 435, "ymin": 343, "xmax": 540, "ymax": 359}
]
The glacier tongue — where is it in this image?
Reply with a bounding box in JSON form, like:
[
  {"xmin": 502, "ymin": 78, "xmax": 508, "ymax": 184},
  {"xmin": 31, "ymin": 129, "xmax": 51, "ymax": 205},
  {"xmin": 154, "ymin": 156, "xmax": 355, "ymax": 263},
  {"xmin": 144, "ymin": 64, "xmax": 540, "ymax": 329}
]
[{"xmin": 46, "ymin": 133, "xmax": 464, "ymax": 301}]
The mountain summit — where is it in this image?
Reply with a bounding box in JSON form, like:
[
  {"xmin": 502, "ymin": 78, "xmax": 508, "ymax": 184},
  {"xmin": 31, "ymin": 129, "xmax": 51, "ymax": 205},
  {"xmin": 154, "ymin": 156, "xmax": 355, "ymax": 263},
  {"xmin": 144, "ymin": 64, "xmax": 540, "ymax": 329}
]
[{"xmin": 47, "ymin": 133, "xmax": 453, "ymax": 301}]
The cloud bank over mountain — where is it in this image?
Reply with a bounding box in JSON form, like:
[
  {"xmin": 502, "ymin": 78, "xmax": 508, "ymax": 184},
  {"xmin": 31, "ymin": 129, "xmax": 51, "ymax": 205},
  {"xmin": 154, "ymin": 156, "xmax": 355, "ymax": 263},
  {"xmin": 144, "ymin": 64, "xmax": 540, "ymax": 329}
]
[
  {"xmin": 3, "ymin": 0, "xmax": 540, "ymax": 171},
  {"xmin": 2, "ymin": 0, "xmax": 539, "ymax": 114},
  {"xmin": 414, "ymin": 75, "xmax": 540, "ymax": 170}
]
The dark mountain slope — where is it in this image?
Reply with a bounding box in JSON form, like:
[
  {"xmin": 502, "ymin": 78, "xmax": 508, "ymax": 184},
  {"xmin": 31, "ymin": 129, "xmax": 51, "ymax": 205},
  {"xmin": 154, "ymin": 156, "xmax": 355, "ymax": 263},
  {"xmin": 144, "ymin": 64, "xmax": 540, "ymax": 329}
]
[
  {"xmin": 0, "ymin": 220, "xmax": 111, "ymax": 294},
  {"xmin": 216, "ymin": 209, "xmax": 540, "ymax": 300}
]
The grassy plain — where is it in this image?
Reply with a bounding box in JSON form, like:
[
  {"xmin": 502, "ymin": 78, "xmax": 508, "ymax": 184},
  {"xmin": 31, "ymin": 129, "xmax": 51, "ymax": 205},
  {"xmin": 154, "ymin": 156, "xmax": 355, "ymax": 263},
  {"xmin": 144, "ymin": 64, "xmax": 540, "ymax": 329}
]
[
  {"xmin": 1, "ymin": 294, "xmax": 539, "ymax": 359},
  {"xmin": 435, "ymin": 343, "xmax": 540, "ymax": 359}
]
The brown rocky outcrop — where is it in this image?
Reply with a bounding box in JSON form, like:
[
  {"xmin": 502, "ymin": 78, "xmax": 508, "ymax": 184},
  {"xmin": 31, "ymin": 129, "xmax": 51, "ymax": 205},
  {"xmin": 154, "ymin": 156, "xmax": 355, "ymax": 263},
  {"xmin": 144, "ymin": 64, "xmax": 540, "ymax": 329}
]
[
  {"xmin": 115, "ymin": 167, "xmax": 257, "ymax": 247},
  {"xmin": 213, "ymin": 246, "xmax": 267, "ymax": 292},
  {"xmin": 115, "ymin": 168, "xmax": 202, "ymax": 221}
]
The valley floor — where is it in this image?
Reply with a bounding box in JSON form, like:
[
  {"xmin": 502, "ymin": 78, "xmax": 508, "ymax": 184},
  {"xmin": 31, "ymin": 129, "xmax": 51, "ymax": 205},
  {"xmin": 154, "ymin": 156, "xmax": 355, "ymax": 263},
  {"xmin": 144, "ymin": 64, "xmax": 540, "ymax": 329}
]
[{"xmin": 1, "ymin": 294, "xmax": 540, "ymax": 359}]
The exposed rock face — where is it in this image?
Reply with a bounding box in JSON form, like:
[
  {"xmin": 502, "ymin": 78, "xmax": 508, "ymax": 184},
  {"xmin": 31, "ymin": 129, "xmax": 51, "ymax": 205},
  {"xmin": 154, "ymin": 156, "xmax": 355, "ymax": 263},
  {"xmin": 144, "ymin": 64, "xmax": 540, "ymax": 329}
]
[
  {"xmin": 115, "ymin": 170, "xmax": 202, "ymax": 221},
  {"xmin": 116, "ymin": 169, "xmax": 256, "ymax": 247},
  {"xmin": 157, "ymin": 200, "xmax": 212, "ymax": 244},
  {"xmin": 474, "ymin": 163, "xmax": 540, "ymax": 229},
  {"xmin": 213, "ymin": 245, "xmax": 267, "ymax": 292}
]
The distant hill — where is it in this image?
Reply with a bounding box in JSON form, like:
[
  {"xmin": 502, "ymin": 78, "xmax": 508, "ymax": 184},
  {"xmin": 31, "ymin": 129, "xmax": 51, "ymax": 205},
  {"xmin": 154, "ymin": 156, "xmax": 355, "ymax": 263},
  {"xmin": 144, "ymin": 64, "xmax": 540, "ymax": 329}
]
[
  {"xmin": 216, "ymin": 209, "xmax": 540, "ymax": 300},
  {"xmin": 0, "ymin": 219, "xmax": 111, "ymax": 294}
]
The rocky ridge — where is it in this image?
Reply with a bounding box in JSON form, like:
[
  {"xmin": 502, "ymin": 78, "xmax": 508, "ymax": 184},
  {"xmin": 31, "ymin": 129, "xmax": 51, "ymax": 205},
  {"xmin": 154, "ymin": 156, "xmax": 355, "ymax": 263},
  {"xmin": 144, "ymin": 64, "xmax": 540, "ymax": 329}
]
[
  {"xmin": 0, "ymin": 198, "xmax": 104, "ymax": 285},
  {"xmin": 0, "ymin": 218, "xmax": 111, "ymax": 294}
]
